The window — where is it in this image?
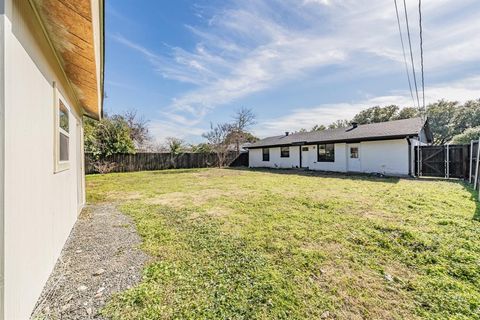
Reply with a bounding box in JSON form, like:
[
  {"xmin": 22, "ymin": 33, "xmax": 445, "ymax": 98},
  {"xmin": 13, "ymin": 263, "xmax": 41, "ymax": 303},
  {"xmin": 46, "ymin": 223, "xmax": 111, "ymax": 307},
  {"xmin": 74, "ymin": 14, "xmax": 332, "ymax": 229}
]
[
  {"xmin": 302, "ymin": 146, "xmax": 309, "ymax": 151},
  {"xmin": 280, "ymin": 146, "xmax": 290, "ymax": 158},
  {"xmin": 262, "ymin": 148, "xmax": 270, "ymax": 161},
  {"xmin": 317, "ymin": 143, "xmax": 335, "ymax": 162},
  {"xmin": 54, "ymin": 85, "xmax": 70, "ymax": 172},
  {"xmin": 350, "ymin": 147, "xmax": 359, "ymax": 159}
]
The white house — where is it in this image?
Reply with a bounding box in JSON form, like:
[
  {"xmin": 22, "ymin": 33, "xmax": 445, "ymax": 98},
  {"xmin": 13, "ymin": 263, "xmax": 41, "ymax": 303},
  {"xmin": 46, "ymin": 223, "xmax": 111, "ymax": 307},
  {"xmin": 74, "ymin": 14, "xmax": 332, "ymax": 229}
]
[
  {"xmin": 248, "ymin": 118, "xmax": 432, "ymax": 176},
  {"xmin": 0, "ymin": 0, "xmax": 104, "ymax": 319}
]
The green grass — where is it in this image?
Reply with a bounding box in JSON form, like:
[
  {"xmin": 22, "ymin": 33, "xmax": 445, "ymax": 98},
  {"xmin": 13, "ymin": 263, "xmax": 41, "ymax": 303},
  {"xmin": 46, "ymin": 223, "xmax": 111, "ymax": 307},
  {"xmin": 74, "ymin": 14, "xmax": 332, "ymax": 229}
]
[{"xmin": 86, "ymin": 168, "xmax": 480, "ymax": 319}]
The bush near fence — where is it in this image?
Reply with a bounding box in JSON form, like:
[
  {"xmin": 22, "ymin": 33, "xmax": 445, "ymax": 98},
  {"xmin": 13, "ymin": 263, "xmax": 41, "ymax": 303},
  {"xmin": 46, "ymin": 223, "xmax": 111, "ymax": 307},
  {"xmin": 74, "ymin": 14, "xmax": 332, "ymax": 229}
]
[{"xmin": 85, "ymin": 152, "xmax": 248, "ymax": 174}]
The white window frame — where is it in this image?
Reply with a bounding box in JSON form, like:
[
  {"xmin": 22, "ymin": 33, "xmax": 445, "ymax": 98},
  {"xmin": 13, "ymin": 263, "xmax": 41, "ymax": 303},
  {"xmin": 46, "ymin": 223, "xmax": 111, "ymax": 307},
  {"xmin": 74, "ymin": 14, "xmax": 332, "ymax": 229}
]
[{"xmin": 54, "ymin": 84, "xmax": 71, "ymax": 173}]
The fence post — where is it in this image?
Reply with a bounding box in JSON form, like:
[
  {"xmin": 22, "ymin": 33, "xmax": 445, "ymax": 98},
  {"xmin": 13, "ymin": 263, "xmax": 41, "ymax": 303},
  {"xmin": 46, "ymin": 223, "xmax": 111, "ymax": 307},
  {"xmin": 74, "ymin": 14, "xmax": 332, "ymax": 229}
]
[
  {"xmin": 475, "ymin": 139, "xmax": 480, "ymax": 190},
  {"xmin": 470, "ymin": 140, "xmax": 474, "ymax": 183},
  {"xmin": 446, "ymin": 144, "xmax": 449, "ymax": 179}
]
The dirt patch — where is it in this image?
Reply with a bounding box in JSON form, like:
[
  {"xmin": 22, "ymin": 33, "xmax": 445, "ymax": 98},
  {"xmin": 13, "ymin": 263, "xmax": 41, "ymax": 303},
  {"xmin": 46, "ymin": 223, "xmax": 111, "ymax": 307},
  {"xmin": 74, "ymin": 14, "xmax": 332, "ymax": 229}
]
[
  {"xmin": 31, "ymin": 204, "xmax": 149, "ymax": 320},
  {"xmin": 146, "ymin": 188, "xmax": 254, "ymax": 208}
]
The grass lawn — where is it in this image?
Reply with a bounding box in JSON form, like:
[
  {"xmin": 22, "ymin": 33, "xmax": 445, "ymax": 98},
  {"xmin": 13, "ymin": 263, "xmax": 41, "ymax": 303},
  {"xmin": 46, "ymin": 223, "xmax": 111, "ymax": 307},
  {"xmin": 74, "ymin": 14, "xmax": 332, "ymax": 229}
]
[{"xmin": 86, "ymin": 168, "xmax": 480, "ymax": 319}]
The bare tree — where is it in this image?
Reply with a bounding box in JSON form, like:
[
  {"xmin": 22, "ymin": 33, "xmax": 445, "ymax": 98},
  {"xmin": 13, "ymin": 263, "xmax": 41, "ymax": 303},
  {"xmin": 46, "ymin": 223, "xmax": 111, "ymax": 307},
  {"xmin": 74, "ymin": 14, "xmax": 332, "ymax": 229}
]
[
  {"xmin": 202, "ymin": 122, "xmax": 233, "ymax": 167},
  {"xmin": 231, "ymin": 107, "xmax": 256, "ymax": 154},
  {"xmin": 123, "ymin": 110, "xmax": 151, "ymax": 150}
]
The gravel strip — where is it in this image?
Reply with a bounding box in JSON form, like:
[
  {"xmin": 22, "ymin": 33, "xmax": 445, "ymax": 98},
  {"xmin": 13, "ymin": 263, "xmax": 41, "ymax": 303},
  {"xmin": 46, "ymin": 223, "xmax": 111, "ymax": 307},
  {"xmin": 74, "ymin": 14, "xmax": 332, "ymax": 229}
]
[{"xmin": 31, "ymin": 204, "xmax": 149, "ymax": 320}]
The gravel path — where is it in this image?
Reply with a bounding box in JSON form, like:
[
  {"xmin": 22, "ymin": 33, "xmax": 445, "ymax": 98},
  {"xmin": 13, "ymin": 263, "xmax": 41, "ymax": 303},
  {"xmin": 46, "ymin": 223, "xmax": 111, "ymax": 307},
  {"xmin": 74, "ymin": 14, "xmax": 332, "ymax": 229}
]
[{"xmin": 31, "ymin": 204, "xmax": 149, "ymax": 320}]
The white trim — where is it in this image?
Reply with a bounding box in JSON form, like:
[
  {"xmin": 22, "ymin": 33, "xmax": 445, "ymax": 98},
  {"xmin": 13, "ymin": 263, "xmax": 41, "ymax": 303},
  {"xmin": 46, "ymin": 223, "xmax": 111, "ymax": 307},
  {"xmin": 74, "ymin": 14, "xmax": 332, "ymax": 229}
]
[
  {"xmin": 53, "ymin": 84, "xmax": 70, "ymax": 173},
  {"xmin": 0, "ymin": 11, "xmax": 7, "ymax": 320}
]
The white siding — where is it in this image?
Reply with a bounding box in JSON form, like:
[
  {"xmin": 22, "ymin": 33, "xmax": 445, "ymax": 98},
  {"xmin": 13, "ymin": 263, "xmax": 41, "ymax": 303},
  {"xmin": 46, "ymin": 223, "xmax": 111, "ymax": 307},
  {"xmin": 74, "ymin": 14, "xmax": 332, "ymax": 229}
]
[
  {"xmin": 304, "ymin": 143, "xmax": 348, "ymax": 172},
  {"xmin": 249, "ymin": 139, "xmax": 413, "ymax": 176},
  {"xmin": 359, "ymin": 139, "xmax": 409, "ymax": 175},
  {"xmin": 2, "ymin": 1, "xmax": 85, "ymax": 319},
  {"xmin": 249, "ymin": 146, "xmax": 300, "ymax": 168}
]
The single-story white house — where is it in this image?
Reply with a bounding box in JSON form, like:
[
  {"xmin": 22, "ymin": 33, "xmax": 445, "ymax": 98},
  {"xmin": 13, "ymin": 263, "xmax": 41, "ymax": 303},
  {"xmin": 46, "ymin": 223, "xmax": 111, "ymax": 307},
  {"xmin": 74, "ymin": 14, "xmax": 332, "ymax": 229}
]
[
  {"xmin": 247, "ymin": 117, "xmax": 433, "ymax": 176},
  {"xmin": 0, "ymin": 0, "xmax": 104, "ymax": 319}
]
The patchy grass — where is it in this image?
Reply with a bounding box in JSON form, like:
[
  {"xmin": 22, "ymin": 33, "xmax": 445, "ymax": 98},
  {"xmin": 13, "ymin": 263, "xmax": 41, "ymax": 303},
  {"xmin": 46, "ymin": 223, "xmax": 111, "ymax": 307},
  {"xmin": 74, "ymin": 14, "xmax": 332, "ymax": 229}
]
[{"xmin": 86, "ymin": 168, "xmax": 480, "ymax": 319}]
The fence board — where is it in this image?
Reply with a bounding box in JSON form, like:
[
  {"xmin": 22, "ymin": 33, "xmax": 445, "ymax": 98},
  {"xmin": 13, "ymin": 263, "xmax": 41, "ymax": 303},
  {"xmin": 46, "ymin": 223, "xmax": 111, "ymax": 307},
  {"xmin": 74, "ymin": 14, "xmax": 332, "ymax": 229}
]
[{"xmin": 85, "ymin": 152, "xmax": 247, "ymax": 174}]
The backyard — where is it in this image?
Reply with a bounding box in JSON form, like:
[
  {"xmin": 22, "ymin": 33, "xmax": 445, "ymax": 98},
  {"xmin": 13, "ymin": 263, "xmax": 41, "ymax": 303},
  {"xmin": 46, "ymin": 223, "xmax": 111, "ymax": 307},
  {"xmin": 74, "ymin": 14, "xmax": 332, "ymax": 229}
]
[{"xmin": 86, "ymin": 168, "xmax": 480, "ymax": 319}]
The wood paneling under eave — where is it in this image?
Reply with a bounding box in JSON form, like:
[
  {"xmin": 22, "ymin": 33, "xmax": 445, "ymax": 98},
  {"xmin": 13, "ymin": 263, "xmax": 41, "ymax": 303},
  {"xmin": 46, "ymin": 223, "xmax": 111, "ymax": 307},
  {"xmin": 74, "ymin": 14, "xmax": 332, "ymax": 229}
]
[{"xmin": 31, "ymin": 0, "xmax": 100, "ymax": 118}]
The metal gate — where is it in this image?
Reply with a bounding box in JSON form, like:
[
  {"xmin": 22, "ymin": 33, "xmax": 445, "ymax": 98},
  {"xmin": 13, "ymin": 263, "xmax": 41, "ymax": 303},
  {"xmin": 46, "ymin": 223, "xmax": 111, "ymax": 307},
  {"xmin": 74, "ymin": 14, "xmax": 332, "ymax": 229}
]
[{"xmin": 414, "ymin": 144, "xmax": 470, "ymax": 179}]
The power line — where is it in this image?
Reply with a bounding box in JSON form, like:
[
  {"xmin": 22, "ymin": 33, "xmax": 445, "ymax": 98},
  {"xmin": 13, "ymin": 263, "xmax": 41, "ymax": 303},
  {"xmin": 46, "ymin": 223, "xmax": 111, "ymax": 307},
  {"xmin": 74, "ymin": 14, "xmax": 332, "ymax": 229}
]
[
  {"xmin": 419, "ymin": 0, "xmax": 425, "ymax": 117},
  {"xmin": 402, "ymin": 0, "xmax": 421, "ymax": 110},
  {"xmin": 393, "ymin": 0, "xmax": 415, "ymax": 107}
]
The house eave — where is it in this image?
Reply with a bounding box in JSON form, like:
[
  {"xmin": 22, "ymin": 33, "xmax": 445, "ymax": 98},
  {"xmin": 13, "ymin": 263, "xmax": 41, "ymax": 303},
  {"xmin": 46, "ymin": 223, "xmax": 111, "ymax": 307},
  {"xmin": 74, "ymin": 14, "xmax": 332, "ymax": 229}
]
[{"xmin": 29, "ymin": 0, "xmax": 104, "ymax": 120}]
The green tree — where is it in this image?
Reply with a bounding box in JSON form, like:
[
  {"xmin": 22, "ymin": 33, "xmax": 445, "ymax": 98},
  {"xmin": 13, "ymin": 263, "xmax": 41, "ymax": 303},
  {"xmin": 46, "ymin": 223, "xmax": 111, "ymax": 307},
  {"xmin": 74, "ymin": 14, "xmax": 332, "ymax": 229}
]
[
  {"xmin": 451, "ymin": 126, "xmax": 480, "ymax": 144},
  {"xmin": 395, "ymin": 107, "xmax": 420, "ymax": 120},
  {"xmin": 190, "ymin": 143, "xmax": 214, "ymax": 153},
  {"xmin": 311, "ymin": 124, "xmax": 326, "ymax": 131},
  {"xmin": 164, "ymin": 137, "xmax": 185, "ymax": 155},
  {"xmin": 328, "ymin": 119, "xmax": 350, "ymax": 129},
  {"xmin": 453, "ymin": 99, "xmax": 480, "ymax": 134},
  {"xmin": 352, "ymin": 105, "xmax": 400, "ymax": 124},
  {"xmin": 426, "ymin": 100, "xmax": 459, "ymax": 145},
  {"xmin": 84, "ymin": 116, "xmax": 135, "ymax": 159}
]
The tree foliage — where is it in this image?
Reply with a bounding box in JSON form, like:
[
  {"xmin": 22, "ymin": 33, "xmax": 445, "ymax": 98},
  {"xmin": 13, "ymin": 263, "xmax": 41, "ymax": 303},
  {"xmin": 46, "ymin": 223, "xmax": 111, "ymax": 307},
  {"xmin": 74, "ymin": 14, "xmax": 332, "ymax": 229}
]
[
  {"xmin": 84, "ymin": 115, "xmax": 135, "ymax": 160},
  {"xmin": 84, "ymin": 110, "xmax": 151, "ymax": 160},
  {"xmin": 352, "ymin": 105, "xmax": 400, "ymax": 124},
  {"xmin": 164, "ymin": 137, "xmax": 185, "ymax": 155},
  {"xmin": 451, "ymin": 126, "xmax": 480, "ymax": 144}
]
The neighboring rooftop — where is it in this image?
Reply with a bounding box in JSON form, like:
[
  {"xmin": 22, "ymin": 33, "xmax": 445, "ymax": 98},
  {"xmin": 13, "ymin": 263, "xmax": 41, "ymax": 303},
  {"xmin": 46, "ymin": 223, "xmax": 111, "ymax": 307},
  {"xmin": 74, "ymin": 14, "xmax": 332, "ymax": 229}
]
[{"xmin": 247, "ymin": 117, "xmax": 430, "ymax": 148}]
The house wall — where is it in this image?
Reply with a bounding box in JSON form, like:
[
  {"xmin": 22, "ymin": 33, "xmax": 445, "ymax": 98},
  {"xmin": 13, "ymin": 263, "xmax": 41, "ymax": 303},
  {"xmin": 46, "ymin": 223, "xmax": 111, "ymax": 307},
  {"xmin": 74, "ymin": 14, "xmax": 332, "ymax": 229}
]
[
  {"xmin": 249, "ymin": 139, "xmax": 414, "ymax": 176},
  {"xmin": 303, "ymin": 143, "xmax": 348, "ymax": 172},
  {"xmin": 2, "ymin": 1, "xmax": 85, "ymax": 319},
  {"xmin": 359, "ymin": 139, "xmax": 409, "ymax": 175},
  {"xmin": 249, "ymin": 146, "xmax": 300, "ymax": 168}
]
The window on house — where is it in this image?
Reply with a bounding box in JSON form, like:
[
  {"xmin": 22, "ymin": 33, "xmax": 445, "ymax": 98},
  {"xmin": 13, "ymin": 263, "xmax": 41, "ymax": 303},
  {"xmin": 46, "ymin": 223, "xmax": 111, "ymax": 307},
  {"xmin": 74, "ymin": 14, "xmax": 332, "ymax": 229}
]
[
  {"xmin": 59, "ymin": 101, "xmax": 69, "ymax": 161},
  {"xmin": 302, "ymin": 146, "xmax": 309, "ymax": 151},
  {"xmin": 280, "ymin": 146, "xmax": 290, "ymax": 158},
  {"xmin": 350, "ymin": 147, "xmax": 359, "ymax": 159},
  {"xmin": 317, "ymin": 143, "xmax": 335, "ymax": 162},
  {"xmin": 54, "ymin": 86, "xmax": 70, "ymax": 172},
  {"xmin": 262, "ymin": 148, "xmax": 270, "ymax": 161}
]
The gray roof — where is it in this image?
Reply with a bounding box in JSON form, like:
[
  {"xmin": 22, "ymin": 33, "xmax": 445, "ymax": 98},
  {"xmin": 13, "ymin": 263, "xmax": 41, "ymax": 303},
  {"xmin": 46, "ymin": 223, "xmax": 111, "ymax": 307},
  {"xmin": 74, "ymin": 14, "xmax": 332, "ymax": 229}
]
[{"xmin": 248, "ymin": 117, "xmax": 428, "ymax": 148}]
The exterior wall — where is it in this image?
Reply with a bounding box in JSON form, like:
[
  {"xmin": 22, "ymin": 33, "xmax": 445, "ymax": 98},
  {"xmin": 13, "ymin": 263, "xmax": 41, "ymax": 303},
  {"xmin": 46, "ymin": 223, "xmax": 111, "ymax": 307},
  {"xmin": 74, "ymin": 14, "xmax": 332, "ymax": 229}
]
[
  {"xmin": 359, "ymin": 139, "xmax": 409, "ymax": 175},
  {"xmin": 249, "ymin": 146, "xmax": 300, "ymax": 168},
  {"xmin": 2, "ymin": 1, "xmax": 85, "ymax": 319},
  {"xmin": 303, "ymin": 143, "xmax": 348, "ymax": 172},
  {"xmin": 249, "ymin": 139, "xmax": 413, "ymax": 176}
]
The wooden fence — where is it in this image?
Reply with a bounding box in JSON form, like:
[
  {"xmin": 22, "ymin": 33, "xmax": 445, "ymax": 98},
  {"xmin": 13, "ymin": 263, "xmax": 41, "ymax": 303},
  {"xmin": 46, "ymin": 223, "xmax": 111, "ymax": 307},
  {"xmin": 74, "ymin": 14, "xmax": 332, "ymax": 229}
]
[
  {"xmin": 414, "ymin": 144, "xmax": 470, "ymax": 179},
  {"xmin": 85, "ymin": 152, "xmax": 248, "ymax": 174}
]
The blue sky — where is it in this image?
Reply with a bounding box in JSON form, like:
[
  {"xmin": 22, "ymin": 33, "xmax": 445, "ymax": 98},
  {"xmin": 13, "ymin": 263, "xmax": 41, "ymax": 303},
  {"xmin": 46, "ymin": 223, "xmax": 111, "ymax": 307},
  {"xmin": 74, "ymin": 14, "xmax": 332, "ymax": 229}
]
[{"xmin": 105, "ymin": 0, "xmax": 480, "ymax": 143}]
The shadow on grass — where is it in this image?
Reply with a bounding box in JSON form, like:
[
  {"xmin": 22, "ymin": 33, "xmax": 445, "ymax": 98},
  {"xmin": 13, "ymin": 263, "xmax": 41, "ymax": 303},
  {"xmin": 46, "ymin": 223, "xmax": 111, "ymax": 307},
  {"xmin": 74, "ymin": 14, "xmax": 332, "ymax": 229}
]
[
  {"xmin": 227, "ymin": 166, "xmax": 402, "ymax": 184},
  {"xmin": 456, "ymin": 180, "xmax": 480, "ymax": 221}
]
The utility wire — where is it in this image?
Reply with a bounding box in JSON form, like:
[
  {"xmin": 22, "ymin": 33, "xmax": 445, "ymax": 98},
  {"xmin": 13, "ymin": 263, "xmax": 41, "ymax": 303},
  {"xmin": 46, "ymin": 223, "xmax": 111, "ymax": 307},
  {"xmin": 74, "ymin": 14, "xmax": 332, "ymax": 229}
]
[
  {"xmin": 393, "ymin": 0, "xmax": 415, "ymax": 107},
  {"xmin": 402, "ymin": 0, "xmax": 421, "ymax": 110},
  {"xmin": 419, "ymin": 0, "xmax": 426, "ymax": 117}
]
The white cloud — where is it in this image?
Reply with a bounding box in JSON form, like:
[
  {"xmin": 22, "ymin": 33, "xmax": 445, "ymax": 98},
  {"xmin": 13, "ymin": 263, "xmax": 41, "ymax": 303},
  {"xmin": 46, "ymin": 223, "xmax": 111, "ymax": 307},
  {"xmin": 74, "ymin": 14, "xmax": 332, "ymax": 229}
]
[
  {"xmin": 111, "ymin": 0, "xmax": 480, "ymax": 142},
  {"xmin": 254, "ymin": 75, "xmax": 480, "ymax": 137}
]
